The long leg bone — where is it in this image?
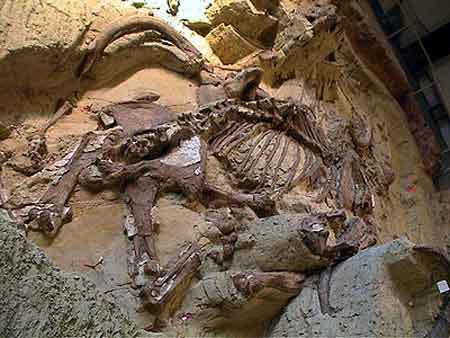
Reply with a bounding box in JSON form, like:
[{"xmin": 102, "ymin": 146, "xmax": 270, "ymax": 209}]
[
  {"xmin": 104, "ymin": 137, "xmax": 207, "ymax": 289},
  {"xmin": 43, "ymin": 99, "xmax": 75, "ymax": 134},
  {"xmin": 26, "ymin": 133, "xmax": 98, "ymax": 236},
  {"xmin": 203, "ymin": 182, "xmax": 276, "ymax": 216},
  {"xmin": 125, "ymin": 175, "xmax": 161, "ymax": 277},
  {"xmin": 142, "ymin": 243, "xmax": 201, "ymax": 321},
  {"xmin": 232, "ymin": 271, "xmax": 305, "ymax": 298}
]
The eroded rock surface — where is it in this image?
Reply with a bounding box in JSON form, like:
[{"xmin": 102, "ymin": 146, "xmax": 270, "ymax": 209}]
[
  {"xmin": 0, "ymin": 214, "xmax": 157, "ymax": 338},
  {"xmin": 206, "ymin": 0, "xmax": 278, "ymax": 43},
  {"xmin": 0, "ymin": 0, "xmax": 203, "ymax": 119},
  {"xmin": 268, "ymin": 238, "xmax": 450, "ymax": 338},
  {"xmin": 0, "ymin": 1, "xmax": 139, "ymax": 111},
  {"xmin": 181, "ymin": 270, "xmax": 304, "ymax": 329},
  {"xmin": 206, "ymin": 23, "xmax": 259, "ymax": 64}
]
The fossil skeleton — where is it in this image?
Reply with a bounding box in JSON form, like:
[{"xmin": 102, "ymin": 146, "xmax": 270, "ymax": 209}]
[
  {"xmin": 1, "ymin": 15, "xmax": 386, "ymax": 330},
  {"xmin": 5, "ymin": 66, "xmax": 375, "ymax": 325}
]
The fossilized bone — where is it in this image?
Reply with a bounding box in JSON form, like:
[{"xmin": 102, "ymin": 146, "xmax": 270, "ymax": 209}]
[
  {"xmin": 81, "ymin": 135, "xmax": 207, "ymax": 288},
  {"xmin": 142, "ymin": 243, "xmax": 201, "ymax": 319},
  {"xmin": 206, "ymin": 211, "xmax": 366, "ymax": 274},
  {"xmin": 223, "ymin": 66, "xmax": 264, "ymax": 101},
  {"xmin": 43, "ymin": 99, "xmax": 75, "ymax": 134},
  {"xmin": 19, "ymin": 128, "xmax": 125, "ymax": 235},
  {"xmin": 178, "ymin": 270, "xmax": 304, "ymax": 328},
  {"xmin": 118, "ymin": 88, "xmax": 161, "ymax": 104},
  {"xmin": 109, "ymin": 97, "xmax": 326, "ymax": 205},
  {"xmin": 106, "ymin": 68, "xmax": 329, "ymax": 207},
  {"xmin": 18, "ymin": 14, "xmax": 205, "ymax": 173},
  {"xmin": 336, "ymin": 152, "xmax": 373, "ymax": 216},
  {"xmin": 23, "ymin": 66, "xmax": 365, "ymax": 242},
  {"xmin": 9, "ymin": 134, "xmax": 48, "ymax": 176},
  {"xmin": 318, "ymin": 266, "xmax": 336, "ymax": 315},
  {"xmin": 25, "ymin": 133, "xmax": 99, "ymax": 235},
  {"xmin": 201, "ymin": 208, "xmax": 239, "ymax": 266},
  {"xmin": 171, "ymin": 210, "xmax": 374, "ymax": 331},
  {"xmin": 10, "ymin": 64, "xmax": 384, "ymax": 331},
  {"xmin": 195, "ymin": 67, "xmax": 328, "ymax": 153},
  {"xmin": 76, "ymin": 67, "xmax": 371, "ymax": 291},
  {"xmin": 12, "ymin": 15, "xmax": 205, "ymax": 174},
  {"xmin": 202, "ymin": 183, "xmax": 276, "ymax": 216},
  {"xmin": 66, "ymin": 69, "xmax": 332, "ymax": 320},
  {"xmin": 86, "ymin": 130, "xmax": 276, "ymax": 278},
  {"xmin": 125, "ymin": 175, "xmax": 161, "ymax": 276},
  {"xmin": 78, "ymin": 16, "xmax": 203, "ymax": 76}
]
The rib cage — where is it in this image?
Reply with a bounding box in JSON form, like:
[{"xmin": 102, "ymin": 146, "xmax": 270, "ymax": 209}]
[
  {"xmin": 117, "ymin": 96, "xmax": 328, "ymax": 198},
  {"xmin": 211, "ymin": 122, "xmax": 324, "ymax": 196}
]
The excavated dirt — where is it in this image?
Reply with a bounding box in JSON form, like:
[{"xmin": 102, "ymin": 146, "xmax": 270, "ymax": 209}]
[
  {"xmin": 0, "ymin": 215, "xmax": 155, "ymax": 338},
  {"xmin": 2, "ymin": 0, "xmax": 450, "ymax": 337},
  {"xmin": 20, "ymin": 66, "xmax": 200, "ymax": 327},
  {"xmin": 2, "ymin": 47, "xmax": 445, "ymax": 336}
]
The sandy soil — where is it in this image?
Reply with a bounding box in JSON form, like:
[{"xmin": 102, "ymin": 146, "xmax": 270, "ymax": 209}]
[{"xmin": 4, "ymin": 66, "xmax": 200, "ymax": 329}]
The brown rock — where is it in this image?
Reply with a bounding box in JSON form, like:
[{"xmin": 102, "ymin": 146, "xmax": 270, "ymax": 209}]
[
  {"xmin": 180, "ymin": 270, "xmax": 304, "ymax": 329},
  {"xmin": 0, "ymin": 123, "xmax": 11, "ymax": 140},
  {"xmin": 206, "ymin": 24, "xmax": 259, "ymax": 64},
  {"xmin": 254, "ymin": 1, "xmax": 338, "ymax": 85},
  {"xmin": 0, "ymin": 0, "xmax": 201, "ymax": 117},
  {"xmin": 273, "ymin": 11, "xmax": 313, "ymax": 54},
  {"xmin": 206, "ymin": 0, "xmax": 278, "ymax": 44},
  {"xmin": 249, "ymin": 0, "xmax": 279, "ymax": 11},
  {"xmin": 181, "ymin": 19, "xmax": 213, "ymax": 36},
  {"xmin": 334, "ymin": 0, "xmax": 409, "ymax": 98}
]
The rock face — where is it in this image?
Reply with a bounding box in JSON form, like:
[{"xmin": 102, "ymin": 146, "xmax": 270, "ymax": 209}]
[
  {"xmin": 206, "ymin": 0, "xmax": 278, "ymax": 43},
  {"xmin": 249, "ymin": 0, "xmax": 279, "ymax": 11},
  {"xmin": 268, "ymin": 238, "xmax": 449, "ymax": 338},
  {"xmin": 181, "ymin": 270, "xmax": 304, "ymax": 329},
  {"xmin": 1, "ymin": 63, "xmax": 388, "ymax": 336},
  {"xmin": 0, "ymin": 0, "xmax": 202, "ymax": 119},
  {"xmin": 334, "ymin": 0, "xmax": 441, "ymax": 173},
  {"xmin": 206, "ymin": 24, "xmax": 259, "ymax": 64},
  {"xmin": 202, "ymin": 0, "xmax": 281, "ymax": 64},
  {"xmin": 0, "ymin": 215, "xmax": 155, "ymax": 338},
  {"xmin": 267, "ymin": 0, "xmax": 338, "ymax": 84},
  {"xmin": 0, "ymin": 0, "xmax": 139, "ymax": 93}
]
